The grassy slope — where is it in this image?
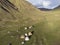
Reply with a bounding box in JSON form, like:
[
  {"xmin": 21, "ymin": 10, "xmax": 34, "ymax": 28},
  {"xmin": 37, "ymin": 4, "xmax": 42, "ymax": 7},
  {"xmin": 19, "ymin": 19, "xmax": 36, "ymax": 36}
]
[{"xmin": 0, "ymin": 0, "xmax": 60, "ymax": 45}]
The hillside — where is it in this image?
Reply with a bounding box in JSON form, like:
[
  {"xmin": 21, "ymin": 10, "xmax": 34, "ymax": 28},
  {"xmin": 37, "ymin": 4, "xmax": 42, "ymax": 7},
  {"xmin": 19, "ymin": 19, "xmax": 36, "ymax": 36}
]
[
  {"xmin": 0, "ymin": 0, "xmax": 60, "ymax": 45},
  {"xmin": 0, "ymin": 0, "xmax": 45, "ymax": 30}
]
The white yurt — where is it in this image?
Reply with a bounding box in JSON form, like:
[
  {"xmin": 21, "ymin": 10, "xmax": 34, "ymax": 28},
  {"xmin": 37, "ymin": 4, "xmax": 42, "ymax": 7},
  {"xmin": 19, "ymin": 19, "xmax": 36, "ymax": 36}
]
[
  {"xmin": 26, "ymin": 0, "xmax": 60, "ymax": 9},
  {"xmin": 25, "ymin": 37, "xmax": 29, "ymax": 41}
]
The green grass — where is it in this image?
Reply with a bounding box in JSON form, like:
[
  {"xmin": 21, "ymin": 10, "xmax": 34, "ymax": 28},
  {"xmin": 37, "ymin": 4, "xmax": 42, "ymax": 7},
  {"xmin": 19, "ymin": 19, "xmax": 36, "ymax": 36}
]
[
  {"xmin": 0, "ymin": 0, "xmax": 60, "ymax": 45},
  {"xmin": 0, "ymin": 21, "xmax": 60, "ymax": 45}
]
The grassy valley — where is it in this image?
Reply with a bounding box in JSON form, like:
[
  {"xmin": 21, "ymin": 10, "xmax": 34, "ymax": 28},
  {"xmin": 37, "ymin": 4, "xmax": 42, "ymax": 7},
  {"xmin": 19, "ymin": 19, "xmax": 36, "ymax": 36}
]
[{"xmin": 0, "ymin": 0, "xmax": 60, "ymax": 45}]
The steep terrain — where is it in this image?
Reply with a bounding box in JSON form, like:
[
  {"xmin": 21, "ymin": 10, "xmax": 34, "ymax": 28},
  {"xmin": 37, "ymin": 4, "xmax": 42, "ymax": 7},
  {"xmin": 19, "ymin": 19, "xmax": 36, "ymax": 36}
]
[
  {"xmin": 0, "ymin": 0, "xmax": 60, "ymax": 45},
  {"xmin": 0, "ymin": 0, "xmax": 45, "ymax": 30}
]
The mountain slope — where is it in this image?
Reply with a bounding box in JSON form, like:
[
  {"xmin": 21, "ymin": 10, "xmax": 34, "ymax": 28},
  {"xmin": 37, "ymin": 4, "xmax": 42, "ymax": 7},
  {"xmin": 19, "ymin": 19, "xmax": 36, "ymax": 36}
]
[
  {"xmin": 0, "ymin": 0, "xmax": 45, "ymax": 29},
  {"xmin": 0, "ymin": 0, "xmax": 60, "ymax": 45}
]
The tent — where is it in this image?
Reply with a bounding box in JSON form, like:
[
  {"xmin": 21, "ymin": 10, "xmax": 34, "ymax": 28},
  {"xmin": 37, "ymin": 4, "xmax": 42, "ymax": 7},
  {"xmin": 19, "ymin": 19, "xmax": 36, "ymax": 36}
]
[{"xmin": 26, "ymin": 0, "xmax": 60, "ymax": 9}]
